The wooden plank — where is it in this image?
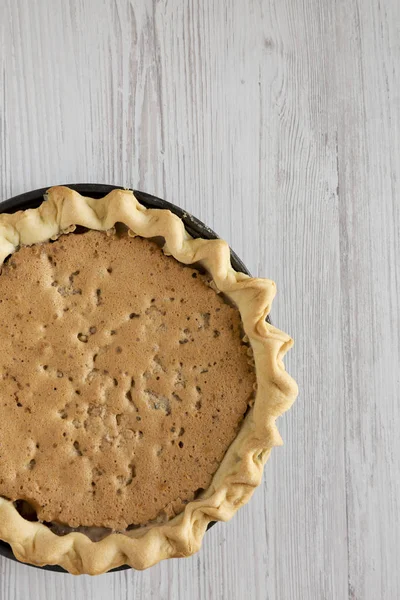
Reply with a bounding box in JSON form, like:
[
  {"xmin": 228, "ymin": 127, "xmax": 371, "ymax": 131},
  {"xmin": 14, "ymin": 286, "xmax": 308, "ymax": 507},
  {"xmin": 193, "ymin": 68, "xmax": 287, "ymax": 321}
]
[
  {"xmin": 257, "ymin": 1, "xmax": 348, "ymax": 597},
  {"xmin": 336, "ymin": 1, "xmax": 400, "ymax": 598}
]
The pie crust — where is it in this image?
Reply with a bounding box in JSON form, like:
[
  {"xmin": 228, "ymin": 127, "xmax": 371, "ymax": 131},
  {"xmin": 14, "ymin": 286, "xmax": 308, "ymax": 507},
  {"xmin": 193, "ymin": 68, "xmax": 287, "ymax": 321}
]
[{"xmin": 0, "ymin": 186, "xmax": 298, "ymax": 574}]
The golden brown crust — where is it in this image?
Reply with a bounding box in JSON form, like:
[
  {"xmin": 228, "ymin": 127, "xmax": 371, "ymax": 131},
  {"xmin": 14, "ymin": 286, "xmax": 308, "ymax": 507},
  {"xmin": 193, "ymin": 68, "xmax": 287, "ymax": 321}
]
[{"xmin": 0, "ymin": 186, "xmax": 298, "ymax": 574}]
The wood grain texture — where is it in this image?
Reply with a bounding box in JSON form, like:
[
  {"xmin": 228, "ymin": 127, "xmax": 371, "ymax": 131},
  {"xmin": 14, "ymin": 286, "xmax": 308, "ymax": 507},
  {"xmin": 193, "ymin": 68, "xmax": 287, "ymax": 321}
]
[{"xmin": 0, "ymin": 0, "xmax": 399, "ymax": 598}]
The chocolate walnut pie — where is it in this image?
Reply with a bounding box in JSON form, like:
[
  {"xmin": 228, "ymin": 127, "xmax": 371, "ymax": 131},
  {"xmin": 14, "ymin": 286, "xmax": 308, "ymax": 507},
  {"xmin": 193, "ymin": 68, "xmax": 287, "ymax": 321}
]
[{"xmin": 0, "ymin": 187, "xmax": 297, "ymax": 574}]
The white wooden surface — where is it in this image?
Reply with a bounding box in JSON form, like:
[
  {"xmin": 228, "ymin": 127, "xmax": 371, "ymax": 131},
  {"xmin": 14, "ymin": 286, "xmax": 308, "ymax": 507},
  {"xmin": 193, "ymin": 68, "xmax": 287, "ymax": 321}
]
[{"xmin": 0, "ymin": 1, "xmax": 399, "ymax": 598}]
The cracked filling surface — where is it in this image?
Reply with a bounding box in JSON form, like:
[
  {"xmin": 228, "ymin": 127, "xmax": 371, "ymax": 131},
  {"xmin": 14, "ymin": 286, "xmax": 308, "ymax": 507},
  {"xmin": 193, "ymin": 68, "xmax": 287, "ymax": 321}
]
[{"xmin": 0, "ymin": 229, "xmax": 256, "ymax": 530}]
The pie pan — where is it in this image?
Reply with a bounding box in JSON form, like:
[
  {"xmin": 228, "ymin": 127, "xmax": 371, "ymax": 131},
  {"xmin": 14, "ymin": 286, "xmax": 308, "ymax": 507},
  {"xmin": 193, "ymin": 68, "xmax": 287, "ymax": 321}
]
[{"xmin": 0, "ymin": 183, "xmax": 265, "ymax": 573}]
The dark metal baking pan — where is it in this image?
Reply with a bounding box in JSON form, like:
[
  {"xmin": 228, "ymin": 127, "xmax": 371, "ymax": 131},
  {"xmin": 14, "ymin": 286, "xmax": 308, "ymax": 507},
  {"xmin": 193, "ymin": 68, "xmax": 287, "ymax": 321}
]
[{"xmin": 0, "ymin": 183, "xmax": 264, "ymax": 573}]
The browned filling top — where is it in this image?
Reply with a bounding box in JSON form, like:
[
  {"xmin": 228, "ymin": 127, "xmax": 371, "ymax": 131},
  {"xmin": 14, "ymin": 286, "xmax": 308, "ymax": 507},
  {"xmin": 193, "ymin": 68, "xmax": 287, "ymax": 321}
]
[{"xmin": 0, "ymin": 230, "xmax": 255, "ymax": 530}]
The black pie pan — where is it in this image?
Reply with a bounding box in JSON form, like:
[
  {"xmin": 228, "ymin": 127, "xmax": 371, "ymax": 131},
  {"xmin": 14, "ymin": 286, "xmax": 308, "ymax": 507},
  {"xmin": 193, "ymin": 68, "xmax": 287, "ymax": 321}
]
[{"xmin": 0, "ymin": 183, "xmax": 264, "ymax": 573}]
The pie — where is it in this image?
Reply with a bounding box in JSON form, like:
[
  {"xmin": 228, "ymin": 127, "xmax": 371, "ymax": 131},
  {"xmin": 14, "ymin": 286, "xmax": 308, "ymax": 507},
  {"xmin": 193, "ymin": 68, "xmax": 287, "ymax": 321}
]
[{"xmin": 0, "ymin": 186, "xmax": 297, "ymax": 574}]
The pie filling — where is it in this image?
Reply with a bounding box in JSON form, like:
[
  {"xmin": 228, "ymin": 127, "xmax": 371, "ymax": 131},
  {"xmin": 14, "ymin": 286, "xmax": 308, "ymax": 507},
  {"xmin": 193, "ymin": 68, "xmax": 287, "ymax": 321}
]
[{"xmin": 0, "ymin": 229, "xmax": 256, "ymax": 534}]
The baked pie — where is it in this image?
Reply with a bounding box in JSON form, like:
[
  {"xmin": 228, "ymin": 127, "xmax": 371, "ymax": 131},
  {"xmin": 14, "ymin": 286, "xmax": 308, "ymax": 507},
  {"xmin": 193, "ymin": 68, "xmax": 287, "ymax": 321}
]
[{"xmin": 0, "ymin": 187, "xmax": 297, "ymax": 574}]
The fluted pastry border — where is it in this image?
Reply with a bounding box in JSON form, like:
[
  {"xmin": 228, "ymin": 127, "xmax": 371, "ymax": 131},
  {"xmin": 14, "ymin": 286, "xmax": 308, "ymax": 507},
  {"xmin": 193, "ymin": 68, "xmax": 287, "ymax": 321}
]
[{"xmin": 0, "ymin": 186, "xmax": 298, "ymax": 574}]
